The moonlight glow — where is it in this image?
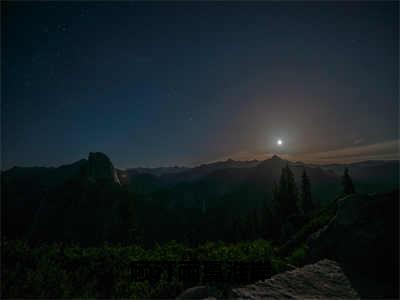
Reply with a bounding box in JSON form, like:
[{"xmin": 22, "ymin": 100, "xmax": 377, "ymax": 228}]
[{"xmin": 277, "ymin": 139, "xmax": 283, "ymax": 146}]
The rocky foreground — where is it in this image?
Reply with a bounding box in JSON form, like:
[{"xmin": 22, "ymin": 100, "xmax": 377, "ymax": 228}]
[
  {"xmin": 307, "ymin": 191, "xmax": 399, "ymax": 298},
  {"xmin": 178, "ymin": 259, "xmax": 358, "ymax": 299},
  {"xmin": 178, "ymin": 190, "xmax": 399, "ymax": 299},
  {"xmin": 232, "ymin": 259, "xmax": 358, "ymax": 299}
]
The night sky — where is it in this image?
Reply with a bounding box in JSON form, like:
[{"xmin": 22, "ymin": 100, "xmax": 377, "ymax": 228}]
[{"xmin": 2, "ymin": 2, "xmax": 398, "ymax": 169}]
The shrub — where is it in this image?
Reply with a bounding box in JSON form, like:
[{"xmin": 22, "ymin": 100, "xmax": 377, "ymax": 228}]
[{"xmin": 2, "ymin": 238, "xmax": 281, "ymax": 298}]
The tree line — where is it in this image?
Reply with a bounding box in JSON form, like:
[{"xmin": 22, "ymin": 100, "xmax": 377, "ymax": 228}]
[{"xmin": 232, "ymin": 165, "xmax": 355, "ymax": 242}]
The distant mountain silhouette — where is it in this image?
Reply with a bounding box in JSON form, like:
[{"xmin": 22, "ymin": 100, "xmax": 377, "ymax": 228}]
[
  {"xmin": 3, "ymin": 159, "xmax": 87, "ymax": 188},
  {"xmin": 3, "ymin": 152, "xmax": 120, "ymax": 187},
  {"xmin": 126, "ymin": 166, "xmax": 188, "ymax": 177},
  {"xmin": 2, "ymin": 153, "xmax": 398, "ymax": 244},
  {"xmin": 119, "ymin": 158, "xmax": 260, "ymax": 186},
  {"xmin": 4, "ymin": 154, "xmax": 397, "ymax": 193}
]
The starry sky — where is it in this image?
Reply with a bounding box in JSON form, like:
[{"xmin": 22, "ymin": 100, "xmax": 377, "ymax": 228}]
[{"xmin": 2, "ymin": 2, "xmax": 398, "ymax": 169}]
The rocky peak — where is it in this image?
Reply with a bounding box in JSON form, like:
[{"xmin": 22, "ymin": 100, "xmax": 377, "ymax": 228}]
[
  {"xmin": 271, "ymin": 154, "xmax": 283, "ymax": 161},
  {"xmin": 257, "ymin": 154, "xmax": 286, "ymax": 170},
  {"xmin": 87, "ymin": 152, "xmax": 120, "ymax": 184}
]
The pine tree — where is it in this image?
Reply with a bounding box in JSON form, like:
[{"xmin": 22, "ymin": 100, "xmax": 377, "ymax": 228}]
[
  {"xmin": 342, "ymin": 168, "xmax": 355, "ymax": 195},
  {"xmin": 264, "ymin": 203, "xmax": 280, "ymax": 241},
  {"xmin": 286, "ymin": 165, "xmax": 298, "ymax": 209},
  {"xmin": 278, "ymin": 164, "xmax": 299, "ymax": 217},
  {"xmin": 300, "ymin": 169, "xmax": 313, "ymax": 214},
  {"xmin": 272, "ymin": 181, "xmax": 279, "ymax": 204},
  {"xmin": 232, "ymin": 218, "xmax": 239, "ymax": 242},
  {"xmin": 252, "ymin": 209, "xmax": 259, "ymax": 238}
]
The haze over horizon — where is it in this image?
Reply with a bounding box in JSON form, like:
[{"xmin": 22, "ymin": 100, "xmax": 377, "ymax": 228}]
[
  {"xmin": 3, "ymin": 143, "xmax": 399, "ymax": 171},
  {"xmin": 2, "ymin": 2, "xmax": 398, "ymax": 169}
]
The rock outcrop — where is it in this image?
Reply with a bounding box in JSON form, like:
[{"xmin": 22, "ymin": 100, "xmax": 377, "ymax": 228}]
[
  {"xmin": 307, "ymin": 191, "xmax": 398, "ymax": 268},
  {"xmin": 232, "ymin": 259, "xmax": 359, "ymax": 299},
  {"xmin": 87, "ymin": 152, "xmax": 120, "ymax": 184},
  {"xmin": 307, "ymin": 191, "xmax": 399, "ymax": 298},
  {"xmin": 176, "ymin": 286, "xmax": 219, "ymax": 299}
]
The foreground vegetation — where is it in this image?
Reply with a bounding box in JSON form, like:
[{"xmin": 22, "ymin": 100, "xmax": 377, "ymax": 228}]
[
  {"xmin": 2, "ymin": 239, "xmax": 295, "ymax": 298},
  {"xmin": 1, "ymin": 164, "xmax": 347, "ymax": 298}
]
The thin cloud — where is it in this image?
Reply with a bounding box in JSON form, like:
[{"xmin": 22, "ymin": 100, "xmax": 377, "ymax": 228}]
[
  {"xmin": 353, "ymin": 138, "xmax": 364, "ymax": 145},
  {"xmin": 299, "ymin": 140, "xmax": 399, "ymax": 164},
  {"xmin": 206, "ymin": 140, "xmax": 399, "ymax": 165}
]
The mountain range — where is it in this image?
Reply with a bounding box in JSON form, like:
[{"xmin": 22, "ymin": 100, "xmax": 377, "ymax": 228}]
[{"xmin": 2, "ymin": 152, "xmax": 398, "ymax": 245}]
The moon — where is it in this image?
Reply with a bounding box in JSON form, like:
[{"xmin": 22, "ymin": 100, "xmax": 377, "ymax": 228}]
[{"xmin": 277, "ymin": 139, "xmax": 283, "ymax": 146}]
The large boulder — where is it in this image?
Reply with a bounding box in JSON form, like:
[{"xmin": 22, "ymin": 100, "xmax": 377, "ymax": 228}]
[
  {"xmin": 307, "ymin": 191, "xmax": 399, "ymax": 298},
  {"xmin": 232, "ymin": 259, "xmax": 358, "ymax": 299}
]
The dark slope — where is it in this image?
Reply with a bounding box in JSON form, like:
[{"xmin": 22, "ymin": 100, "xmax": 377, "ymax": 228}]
[{"xmin": 2, "ymin": 153, "xmax": 121, "ymax": 241}]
